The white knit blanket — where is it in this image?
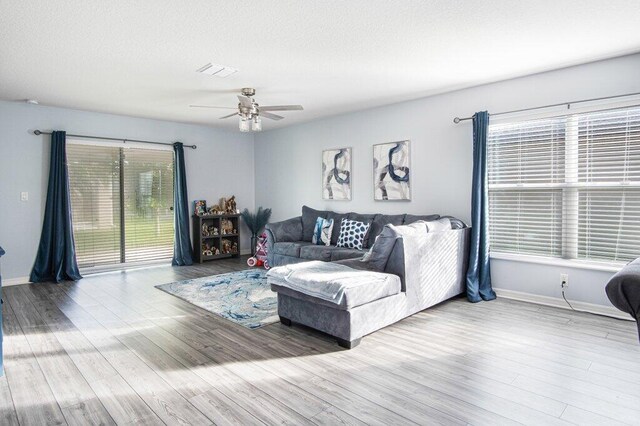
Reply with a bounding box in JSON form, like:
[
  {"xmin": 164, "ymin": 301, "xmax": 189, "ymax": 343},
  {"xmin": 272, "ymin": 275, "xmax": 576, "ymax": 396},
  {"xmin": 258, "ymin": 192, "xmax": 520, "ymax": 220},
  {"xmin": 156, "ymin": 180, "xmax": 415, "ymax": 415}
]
[{"xmin": 266, "ymin": 261, "xmax": 391, "ymax": 305}]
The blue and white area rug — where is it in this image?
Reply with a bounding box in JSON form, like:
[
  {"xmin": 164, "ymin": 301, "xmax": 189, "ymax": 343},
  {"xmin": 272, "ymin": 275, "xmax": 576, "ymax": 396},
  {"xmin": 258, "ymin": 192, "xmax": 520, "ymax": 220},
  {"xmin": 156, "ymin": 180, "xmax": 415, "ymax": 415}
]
[{"xmin": 155, "ymin": 269, "xmax": 278, "ymax": 329}]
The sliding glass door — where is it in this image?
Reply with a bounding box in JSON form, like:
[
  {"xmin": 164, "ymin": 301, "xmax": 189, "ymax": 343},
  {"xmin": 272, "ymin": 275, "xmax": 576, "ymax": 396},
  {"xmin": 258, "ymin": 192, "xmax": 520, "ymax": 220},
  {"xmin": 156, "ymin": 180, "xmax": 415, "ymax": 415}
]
[{"xmin": 67, "ymin": 143, "xmax": 174, "ymax": 269}]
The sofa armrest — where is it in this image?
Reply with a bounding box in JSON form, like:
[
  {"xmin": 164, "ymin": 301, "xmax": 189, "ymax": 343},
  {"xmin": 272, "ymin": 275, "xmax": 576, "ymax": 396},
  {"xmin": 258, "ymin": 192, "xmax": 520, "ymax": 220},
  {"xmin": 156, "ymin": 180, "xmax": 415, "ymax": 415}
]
[
  {"xmin": 384, "ymin": 227, "xmax": 470, "ymax": 293},
  {"xmin": 265, "ymin": 216, "xmax": 303, "ymax": 246}
]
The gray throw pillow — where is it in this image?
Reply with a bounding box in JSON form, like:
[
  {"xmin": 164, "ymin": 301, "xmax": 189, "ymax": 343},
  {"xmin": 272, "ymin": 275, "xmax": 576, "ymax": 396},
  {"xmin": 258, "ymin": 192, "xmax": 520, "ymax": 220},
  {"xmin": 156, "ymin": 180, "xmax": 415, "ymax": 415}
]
[{"xmin": 362, "ymin": 225, "xmax": 399, "ymax": 271}]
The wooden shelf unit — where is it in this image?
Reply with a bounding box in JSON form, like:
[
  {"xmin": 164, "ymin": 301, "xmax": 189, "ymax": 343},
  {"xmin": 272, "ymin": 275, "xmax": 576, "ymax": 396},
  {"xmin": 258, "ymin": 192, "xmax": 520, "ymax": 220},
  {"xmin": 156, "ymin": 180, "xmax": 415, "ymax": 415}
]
[{"xmin": 192, "ymin": 214, "xmax": 241, "ymax": 263}]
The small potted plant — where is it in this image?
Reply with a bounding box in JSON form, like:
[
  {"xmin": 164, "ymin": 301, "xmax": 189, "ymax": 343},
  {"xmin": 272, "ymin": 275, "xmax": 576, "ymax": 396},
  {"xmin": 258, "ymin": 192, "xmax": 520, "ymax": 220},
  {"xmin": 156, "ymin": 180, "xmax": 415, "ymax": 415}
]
[{"xmin": 241, "ymin": 207, "xmax": 272, "ymax": 256}]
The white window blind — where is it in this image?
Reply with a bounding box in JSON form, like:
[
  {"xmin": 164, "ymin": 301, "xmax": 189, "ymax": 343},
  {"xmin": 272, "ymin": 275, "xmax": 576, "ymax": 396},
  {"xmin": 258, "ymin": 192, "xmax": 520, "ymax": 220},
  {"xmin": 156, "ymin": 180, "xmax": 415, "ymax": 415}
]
[
  {"xmin": 488, "ymin": 117, "xmax": 566, "ymax": 257},
  {"xmin": 488, "ymin": 105, "xmax": 640, "ymax": 264},
  {"xmin": 575, "ymin": 108, "xmax": 640, "ymax": 262},
  {"xmin": 67, "ymin": 143, "xmax": 174, "ymax": 269},
  {"xmin": 68, "ymin": 145, "xmax": 122, "ymax": 267}
]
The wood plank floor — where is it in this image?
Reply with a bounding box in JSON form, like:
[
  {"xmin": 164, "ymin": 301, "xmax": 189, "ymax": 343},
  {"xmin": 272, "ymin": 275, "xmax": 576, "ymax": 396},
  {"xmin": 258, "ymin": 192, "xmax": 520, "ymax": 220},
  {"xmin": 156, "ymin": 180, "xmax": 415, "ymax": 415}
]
[{"xmin": 1, "ymin": 257, "xmax": 639, "ymax": 425}]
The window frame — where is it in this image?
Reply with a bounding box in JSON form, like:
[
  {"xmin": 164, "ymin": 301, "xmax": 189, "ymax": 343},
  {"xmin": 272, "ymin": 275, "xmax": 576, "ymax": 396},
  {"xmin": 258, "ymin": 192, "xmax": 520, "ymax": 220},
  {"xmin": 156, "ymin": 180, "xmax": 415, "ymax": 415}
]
[{"xmin": 487, "ymin": 99, "xmax": 640, "ymax": 271}]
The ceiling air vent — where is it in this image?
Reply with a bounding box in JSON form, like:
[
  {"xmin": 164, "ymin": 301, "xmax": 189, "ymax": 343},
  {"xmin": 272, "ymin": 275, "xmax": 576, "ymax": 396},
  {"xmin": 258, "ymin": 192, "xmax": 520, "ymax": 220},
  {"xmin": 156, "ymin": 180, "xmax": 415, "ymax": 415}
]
[{"xmin": 196, "ymin": 63, "xmax": 238, "ymax": 78}]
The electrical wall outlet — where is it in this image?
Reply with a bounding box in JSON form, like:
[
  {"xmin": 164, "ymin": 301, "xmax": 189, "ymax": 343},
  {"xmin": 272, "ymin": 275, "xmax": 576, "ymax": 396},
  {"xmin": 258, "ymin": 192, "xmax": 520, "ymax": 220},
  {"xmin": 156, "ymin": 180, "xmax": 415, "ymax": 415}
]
[
  {"xmin": 560, "ymin": 273, "xmax": 569, "ymax": 288},
  {"xmin": 20, "ymin": 191, "xmax": 28, "ymax": 201}
]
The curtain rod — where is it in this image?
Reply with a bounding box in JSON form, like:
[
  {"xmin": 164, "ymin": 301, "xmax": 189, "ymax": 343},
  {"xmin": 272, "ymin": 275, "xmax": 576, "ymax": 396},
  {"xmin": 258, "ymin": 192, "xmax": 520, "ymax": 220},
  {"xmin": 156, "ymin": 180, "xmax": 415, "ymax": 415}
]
[
  {"xmin": 452, "ymin": 91, "xmax": 640, "ymax": 124},
  {"xmin": 32, "ymin": 130, "xmax": 197, "ymax": 149}
]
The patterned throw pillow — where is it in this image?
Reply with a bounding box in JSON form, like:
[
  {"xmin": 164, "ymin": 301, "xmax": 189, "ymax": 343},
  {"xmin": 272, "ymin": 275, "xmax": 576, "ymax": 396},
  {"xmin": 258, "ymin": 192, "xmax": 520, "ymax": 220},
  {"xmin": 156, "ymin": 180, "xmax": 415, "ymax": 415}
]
[
  {"xmin": 312, "ymin": 217, "xmax": 334, "ymax": 246},
  {"xmin": 336, "ymin": 218, "xmax": 371, "ymax": 250}
]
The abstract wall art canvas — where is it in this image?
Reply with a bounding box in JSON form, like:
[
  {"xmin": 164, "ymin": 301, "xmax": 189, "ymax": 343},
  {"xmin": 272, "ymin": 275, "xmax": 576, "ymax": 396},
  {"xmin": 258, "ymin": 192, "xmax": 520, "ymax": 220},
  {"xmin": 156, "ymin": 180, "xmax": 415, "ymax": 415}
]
[
  {"xmin": 373, "ymin": 140, "xmax": 411, "ymax": 201},
  {"xmin": 322, "ymin": 148, "xmax": 352, "ymax": 200}
]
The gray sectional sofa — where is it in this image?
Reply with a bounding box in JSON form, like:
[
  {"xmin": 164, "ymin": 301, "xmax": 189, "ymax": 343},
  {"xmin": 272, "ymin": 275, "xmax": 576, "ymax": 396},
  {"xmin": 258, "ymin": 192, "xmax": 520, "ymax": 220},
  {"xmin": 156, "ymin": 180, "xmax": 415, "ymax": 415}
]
[
  {"xmin": 265, "ymin": 206, "xmax": 470, "ymax": 348},
  {"xmin": 265, "ymin": 205, "xmax": 461, "ymax": 267}
]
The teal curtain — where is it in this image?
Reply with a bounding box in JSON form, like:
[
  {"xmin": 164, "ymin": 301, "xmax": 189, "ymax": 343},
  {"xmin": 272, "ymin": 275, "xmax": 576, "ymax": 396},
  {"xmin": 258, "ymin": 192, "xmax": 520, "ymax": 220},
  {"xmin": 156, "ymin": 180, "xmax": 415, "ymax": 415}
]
[
  {"xmin": 172, "ymin": 142, "xmax": 193, "ymax": 266},
  {"xmin": 466, "ymin": 112, "xmax": 496, "ymax": 302},
  {"xmin": 0, "ymin": 246, "xmax": 4, "ymax": 375},
  {"xmin": 30, "ymin": 131, "xmax": 82, "ymax": 283}
]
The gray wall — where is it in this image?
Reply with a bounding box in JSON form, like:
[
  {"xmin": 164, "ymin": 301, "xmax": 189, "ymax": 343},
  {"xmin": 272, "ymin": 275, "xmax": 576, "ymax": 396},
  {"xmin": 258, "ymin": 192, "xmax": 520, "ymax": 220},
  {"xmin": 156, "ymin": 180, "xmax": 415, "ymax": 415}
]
[
  {"xmin": 2, "ymin": 54, "xmax": 639, "ymax": 307},
  {"xmin": 255, "ymin": 53, "xmax": 640, "ymax": 307},
  {"xmin": 0, "ymin": 101, "xmax": 255, "ymax": 280}
]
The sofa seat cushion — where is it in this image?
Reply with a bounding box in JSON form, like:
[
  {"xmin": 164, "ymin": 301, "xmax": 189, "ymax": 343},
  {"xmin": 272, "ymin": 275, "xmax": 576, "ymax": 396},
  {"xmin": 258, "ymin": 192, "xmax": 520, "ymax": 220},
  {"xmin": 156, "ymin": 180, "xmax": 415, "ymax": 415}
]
[
  {"xmin": 330, "ymin": 248, "xmax": 364, "ymax": 262},
  {"xmin": 300, "ymin": 245, "xmax": 333, "ymax": 261},
  {"xmin": 268, "ymin": 261, "xmax": 402, "ymax": 310},
  {"xmin": 272, "ymin": 241, "xmax": 312, "ymax": 257}
]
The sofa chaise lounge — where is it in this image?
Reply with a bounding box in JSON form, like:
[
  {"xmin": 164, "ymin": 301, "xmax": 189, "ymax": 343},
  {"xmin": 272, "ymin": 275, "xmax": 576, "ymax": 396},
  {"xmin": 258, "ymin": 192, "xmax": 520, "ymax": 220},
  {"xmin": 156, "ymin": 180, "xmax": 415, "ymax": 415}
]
[{"xmin": 265, "ymin": 207, "xmax": 470, "ymax": 348}]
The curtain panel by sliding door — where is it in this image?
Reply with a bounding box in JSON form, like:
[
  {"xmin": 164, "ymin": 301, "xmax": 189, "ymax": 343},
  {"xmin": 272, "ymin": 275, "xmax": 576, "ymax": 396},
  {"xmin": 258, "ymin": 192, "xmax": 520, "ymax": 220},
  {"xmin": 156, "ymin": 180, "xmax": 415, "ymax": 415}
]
[
  {"xmin": 172, "ymin": 142, "xmax": 193, "ymax": 266},
  {"xmin": 30, "ymin": 131, "xmax": 83, "ymax": 283}
]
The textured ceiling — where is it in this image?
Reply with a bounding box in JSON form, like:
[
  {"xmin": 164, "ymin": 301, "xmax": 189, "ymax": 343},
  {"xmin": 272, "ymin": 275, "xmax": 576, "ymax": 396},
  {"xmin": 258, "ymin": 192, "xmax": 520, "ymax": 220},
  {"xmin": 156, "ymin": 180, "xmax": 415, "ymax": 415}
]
[{"xmin": 1, "ymin": 0, "xmax": 640, "ymax": 131}]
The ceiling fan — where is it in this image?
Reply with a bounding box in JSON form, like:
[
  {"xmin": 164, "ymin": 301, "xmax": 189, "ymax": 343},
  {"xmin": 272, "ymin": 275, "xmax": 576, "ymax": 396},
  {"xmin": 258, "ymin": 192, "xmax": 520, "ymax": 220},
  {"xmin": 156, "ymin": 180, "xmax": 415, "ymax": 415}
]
[{"xmin": 190, "ymin": 88, "xmax": 303, "ymax": 132}]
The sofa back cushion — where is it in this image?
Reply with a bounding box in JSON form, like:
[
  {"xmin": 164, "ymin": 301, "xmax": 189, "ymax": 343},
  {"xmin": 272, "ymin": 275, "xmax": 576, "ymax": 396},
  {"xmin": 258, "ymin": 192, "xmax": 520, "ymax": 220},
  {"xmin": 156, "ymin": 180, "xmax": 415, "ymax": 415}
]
[
  {"xmin": 404, "ymin": 214, "xmax": 440, "ymax": 225},
  {"xmin": 368, "ymin": 214, "xmax": 405, "ymax": 248},
  {"xmin": 302, "ymin": 206, "xmax": 329, "ymax": 242},
  {"xmin": 424, "ymin": 217, "xmax": 452, "ymax": 232},
  {"xmin": 326, "ymin": 211, "xmax": 348, "ymax": 244},
  {"xmin": 302, "ymin": 207, "xmax": 451, "ymax": 245},
  {"xmin": 440, "ymin": 215, "xmax": 467, "ymax": 229}
]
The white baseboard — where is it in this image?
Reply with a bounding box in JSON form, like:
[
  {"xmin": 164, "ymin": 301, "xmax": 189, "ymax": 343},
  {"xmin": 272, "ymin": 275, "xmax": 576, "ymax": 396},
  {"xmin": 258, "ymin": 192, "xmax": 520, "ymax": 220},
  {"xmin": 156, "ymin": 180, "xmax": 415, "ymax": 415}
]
[
  {"xmin": 2, "ymin": 276, "xmax": 29, "ymax": 287},
  {"xmin": 493, "ymin": 288, "xmax": 633, "ymax": 321}
]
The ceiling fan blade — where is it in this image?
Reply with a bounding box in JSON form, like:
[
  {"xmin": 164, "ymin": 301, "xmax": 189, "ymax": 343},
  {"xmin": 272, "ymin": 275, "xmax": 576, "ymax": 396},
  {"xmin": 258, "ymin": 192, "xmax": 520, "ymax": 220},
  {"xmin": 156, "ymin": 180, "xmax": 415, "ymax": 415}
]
[
  {"xmin": 219, "ymin": 112, "xmax": 239, "ymax": 119},
  {"xmin": 190, "ymin": 105, "xmax": 237, "ymax": 109},
  {"xmin": 259, "ymin": 105, "xmax": 304, "ymax": 111},
  {"xmin": 261, "ymin": 111, "xmax": 284, "ymax": 121},
  {"xmin": 237, "ymin": 95, "xmax": 253, "ymax": 107}
]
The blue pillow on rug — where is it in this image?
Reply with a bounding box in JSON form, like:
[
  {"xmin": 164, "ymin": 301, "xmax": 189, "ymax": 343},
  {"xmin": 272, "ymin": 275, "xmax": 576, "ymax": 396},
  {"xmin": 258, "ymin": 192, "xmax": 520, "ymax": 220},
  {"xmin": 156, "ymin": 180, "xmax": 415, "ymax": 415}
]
[
  {"xmin": 312, "ymin": 217, "xmax": 334, "ymax": 246},
  {"xmin": 336, "ymin": 218, "xmax": 370, "ymax": 250}
]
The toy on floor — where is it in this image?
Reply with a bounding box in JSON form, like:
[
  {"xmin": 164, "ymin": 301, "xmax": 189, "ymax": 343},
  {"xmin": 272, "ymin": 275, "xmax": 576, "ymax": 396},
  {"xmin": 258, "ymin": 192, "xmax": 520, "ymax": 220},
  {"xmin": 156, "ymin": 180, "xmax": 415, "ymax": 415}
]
[{"xmin": 247, "ymin": 232, "xmax": 270, "ymax": 269}]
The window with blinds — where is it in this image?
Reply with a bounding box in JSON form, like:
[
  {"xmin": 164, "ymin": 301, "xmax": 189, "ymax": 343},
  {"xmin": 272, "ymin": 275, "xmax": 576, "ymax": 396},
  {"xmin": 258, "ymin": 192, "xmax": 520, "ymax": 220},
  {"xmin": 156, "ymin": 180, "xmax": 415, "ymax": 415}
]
[
  {"xmin": 67, "ymin": 143, "xmax": 174, "ymax": 269},
  {"xmin": 488, "ymin": 105, "xmax": 640, "ymax": 264}
]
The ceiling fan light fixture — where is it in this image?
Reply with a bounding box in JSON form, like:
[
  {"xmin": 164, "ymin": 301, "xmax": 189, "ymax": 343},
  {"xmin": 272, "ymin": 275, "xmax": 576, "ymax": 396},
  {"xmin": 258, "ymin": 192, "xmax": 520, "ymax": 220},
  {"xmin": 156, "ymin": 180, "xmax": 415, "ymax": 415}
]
[
  {"xmin": 239, "ymin": 116, "xmax": 251, "ymax": 132},
  {"xmin": 189, "ymin": 88, "xmax": 303, "ymax": 131},
  {"xmin": 251, "ymin": 116, "xmax": 262, "ymax": 132}
]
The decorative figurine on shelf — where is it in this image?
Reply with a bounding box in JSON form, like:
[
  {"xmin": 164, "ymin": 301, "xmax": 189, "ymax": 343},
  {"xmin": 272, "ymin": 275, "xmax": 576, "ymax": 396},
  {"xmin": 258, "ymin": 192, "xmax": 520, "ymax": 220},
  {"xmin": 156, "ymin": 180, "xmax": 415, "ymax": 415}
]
[
  {"xmin": 221, "ymin": 219, "xmax": 233, "ymax": 235},
  {"xmin": 194, "ymin": 200, "xmax": 207, "ymax": 216},
  {"xmin": 202, "ymin": 223, "xmax": 209, "ymax": 236},
  {"xmin": 202, "ymin": 242, "xmax": 213, "ymax": 256},
  {"xmin": 221, "ymin": 239, "xmax": 232, "ymax": 254},
  {"xmin": 232, "ymin": 228, "xmax": 237, "ymax": 234},
  {"xmin": 210, "ymin": 226, "xmax": 219, "ymax": 236},
  {"xmin": 226, "ymin": 196, "xmax": 237, "ymax": 214},
  {"xmin": 231, "ymin": 242, "xmax": 238, "ymax": 253},
  {"xmin": 199, "ymin": 196, "xmax": 238, "ymax": 217}
]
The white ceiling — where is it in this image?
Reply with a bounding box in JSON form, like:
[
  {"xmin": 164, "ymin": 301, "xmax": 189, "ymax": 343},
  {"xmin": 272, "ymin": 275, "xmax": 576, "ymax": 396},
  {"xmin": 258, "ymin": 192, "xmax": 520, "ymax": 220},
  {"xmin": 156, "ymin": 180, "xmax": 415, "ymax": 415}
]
[{"xmin": 1, "ymin": 1, "xmax": 640, "ymax": 131}]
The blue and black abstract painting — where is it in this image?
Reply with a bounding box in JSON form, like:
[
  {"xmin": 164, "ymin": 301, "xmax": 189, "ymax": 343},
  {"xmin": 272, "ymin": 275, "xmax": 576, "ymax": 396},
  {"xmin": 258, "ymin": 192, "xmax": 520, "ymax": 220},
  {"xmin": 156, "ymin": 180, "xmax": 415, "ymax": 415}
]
[
  {"xmin": 322, "ymin": 147, "xmax": 352, "ymax": 200},
  {"xmin": 373, "ymin": 140, "xmax": 411, "ymax": 200}
]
